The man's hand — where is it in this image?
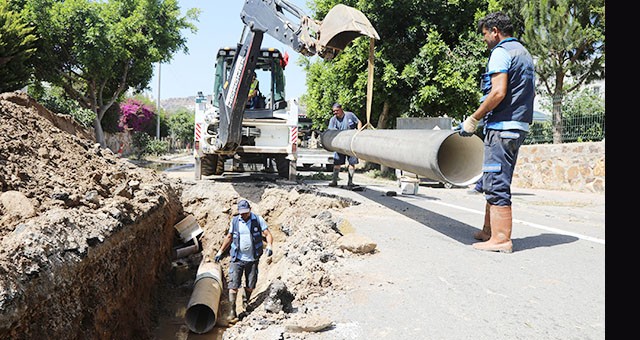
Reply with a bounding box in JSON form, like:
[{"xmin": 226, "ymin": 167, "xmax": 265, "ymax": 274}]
[
  {"xmin": 266, "ymin": 247, "xmax": 273, "ymax": 257},
  {"xmin": 457, "ymin": 116, "xmax": 478, "ymax": 137},
  {"xmin": 214, "ymin": 250, "xmax": 222, "ymax": 263}
]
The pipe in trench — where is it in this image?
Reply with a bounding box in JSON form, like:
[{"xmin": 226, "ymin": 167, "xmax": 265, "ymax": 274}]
[
  {"xmin": 320, "ymin": 129, "xmax": 483, "ymax": 186},
  {"xmin": 185, "ymin": 261, "xmax": 223, "ymax": 334}
]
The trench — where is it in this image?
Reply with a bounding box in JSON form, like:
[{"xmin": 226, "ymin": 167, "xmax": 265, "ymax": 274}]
[
  {"xmin": 142, "ymin": 161, "xmax": 358, "ymax": 339},
  {"xmin": 0, "ymin": 156, "xmax": 359, "ymax": 339}
]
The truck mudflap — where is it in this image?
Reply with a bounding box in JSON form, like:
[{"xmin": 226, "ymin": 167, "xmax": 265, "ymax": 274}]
[{"xmin": 318, "ymin": 4, "xmax": 380, "ymax": 52}]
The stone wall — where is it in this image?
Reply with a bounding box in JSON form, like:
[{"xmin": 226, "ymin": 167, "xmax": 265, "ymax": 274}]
[{"xmin": 512, "ymin": 141, "xmax": 605, "ymax": 194}]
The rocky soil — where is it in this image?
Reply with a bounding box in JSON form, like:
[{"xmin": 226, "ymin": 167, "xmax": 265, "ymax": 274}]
[{"xmin": 0, "ymin": 91, "xmax": 378, "ymax": 339}]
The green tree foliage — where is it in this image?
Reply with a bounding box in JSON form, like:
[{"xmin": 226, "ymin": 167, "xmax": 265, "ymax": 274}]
[
  {"xmin": 519, "ymin": 0, "xmax": 605, "ymax": 143},
  {"xmin": 303, "ymin": 0, "xmax": 486, "ymax": 130},
  {"xmin": 0, "ymin": 0, "xmax": 36, "ymax": 92},
  {"xmin": 18, "ymin": 0, "xmax": 199, "ymax": 147},
  {"xmin": 167, "ymin": 107, "xmax": 195, "ymax": 146}
]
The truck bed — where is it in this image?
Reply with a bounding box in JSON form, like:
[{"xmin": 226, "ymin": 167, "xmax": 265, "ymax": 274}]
[{"xmin": 297, "ymin": 147, "xmax": 334, "ymax": 171}]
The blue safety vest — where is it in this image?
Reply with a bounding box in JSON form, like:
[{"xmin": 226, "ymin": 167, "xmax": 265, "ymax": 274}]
[
  {"xmin": 230, "ymin": 213, "xmax": 264, "ymax": 261},
  {"xmin": 482, "ymin": 38, "xmax": 535, "ymax": 125}
]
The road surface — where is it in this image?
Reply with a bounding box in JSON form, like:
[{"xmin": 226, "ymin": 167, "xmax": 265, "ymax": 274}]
[{"xmin": 158, "ymin": 152, "xmax": 606, "ymax": 339}]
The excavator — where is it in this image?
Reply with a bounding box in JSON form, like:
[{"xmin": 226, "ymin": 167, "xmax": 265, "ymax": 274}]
[{"xmin": 193, "ymin": 0, "xmax": 379, "ymax": 180}]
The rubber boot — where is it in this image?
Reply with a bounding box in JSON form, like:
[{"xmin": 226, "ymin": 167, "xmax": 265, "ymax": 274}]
[
  {"xmin": 329, "ymin": 167, "xmax": 339, "ymax": 187},
  {"xmin": 473, "ymin": 203, "xmax": 491, "ymax": 241},
  {"xmin": 473, "ymin": 205, "xmax": 513, "ymax": 253},
  {"xmin": 347, "ymin": 167, "xmax": 355, "ymax": 187},
  {"xmin": 228, "ymin": 291, "xmax": 238, "ymax": 321},
  {"xmin": 242, "ymin": 289, "xmax": 252, "ymax": 311}
]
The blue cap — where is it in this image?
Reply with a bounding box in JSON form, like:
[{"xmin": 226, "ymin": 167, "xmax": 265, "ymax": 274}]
[
  {"xmin": 238, "ymin": 199, "xmax": 251, "ymax": 213},
  {"xmin": 332, "ymin": 102, "xmax": 342, "ymax": 109}
]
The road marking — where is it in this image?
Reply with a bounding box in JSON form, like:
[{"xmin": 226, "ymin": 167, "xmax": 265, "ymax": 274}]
[{"xmin": 427, "ymin": 200, "xmax": 605, "ymax": 245}]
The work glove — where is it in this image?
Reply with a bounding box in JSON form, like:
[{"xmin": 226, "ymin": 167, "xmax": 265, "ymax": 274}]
[
  {"xmin": 266, "ymin": 247, "xmax": 273, "ymax": 257},
  {"xmin": 214, "ymin": 250, "xmax": 222, "ymax": 263},
  {"xmin": 457, "ymin": 116, "xmax": 478, "ymax": 137}
]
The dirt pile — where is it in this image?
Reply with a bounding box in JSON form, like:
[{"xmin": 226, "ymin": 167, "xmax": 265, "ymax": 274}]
[
  {"xmin": 1, "ymin": 91, "xmax": 379, "ymax": 340},
  {"xmin": 0, "ymin": 92, "xmax": 183, "ymax": 339}
]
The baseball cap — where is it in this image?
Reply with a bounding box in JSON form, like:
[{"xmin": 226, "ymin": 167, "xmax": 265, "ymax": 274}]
[
  {"xmin": 332, "ymin": 102, "xmax": 342, "ymax": 110},
  {"xmin": 237, "ymin": 200, "xmax": 251, "ymax": 214}
]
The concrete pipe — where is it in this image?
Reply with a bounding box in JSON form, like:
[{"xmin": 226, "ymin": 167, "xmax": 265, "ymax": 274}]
[
  {"xmin": 185, "ymin": 261, "xmax": 223, "ymax": 334},
  {"xmin": 321, "ymin": 129, "xmax": 483, "ymax": 186}
]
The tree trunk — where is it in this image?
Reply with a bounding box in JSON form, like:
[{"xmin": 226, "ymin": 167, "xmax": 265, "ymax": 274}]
[
  {"xmin": 376, "ymin": 100, "xmax": 393, "ymax": 174},
  {"xmin": 376, "ymin": 100, "xmax": 391, "ymax": 129},
  {"xmin": 93, "ymin": 117, "xmax": 106, "ymax": 148},
  {"xmin": 552, "ymin": 92, "xmax": 563, "ymax": 144}
]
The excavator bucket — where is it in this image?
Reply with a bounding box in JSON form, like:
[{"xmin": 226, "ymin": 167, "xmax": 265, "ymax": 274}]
[{"xmin": 318, "ymin": 4, "xmax": 379, "ymax": 53}]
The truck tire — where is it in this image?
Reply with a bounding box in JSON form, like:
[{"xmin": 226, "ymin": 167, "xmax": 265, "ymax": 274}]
[
  {"xmin": 202, "ymin": 154, "xmax": 224, "ymax": 176},
  {"xmin": 275, "ymin": 155, "xmax": 290, "ymax": 179}
]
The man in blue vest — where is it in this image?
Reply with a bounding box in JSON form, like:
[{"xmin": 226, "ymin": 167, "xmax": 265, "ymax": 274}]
[
  {"xmin": 458, "ymin": 11, "xmax": 535, "ymax": 253},
  {"xmin": 215, "ymin": 199, "xmax": 273, "ymax": 321}
]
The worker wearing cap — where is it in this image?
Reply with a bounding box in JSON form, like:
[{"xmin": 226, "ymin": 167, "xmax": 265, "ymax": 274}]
[
  {"xmin": 327, "ymin": 103, "xmax": 362, "ymax": 187},
  {"xmin": 215, "ymin": 199, "xmax": 273, "ymax": 321}
]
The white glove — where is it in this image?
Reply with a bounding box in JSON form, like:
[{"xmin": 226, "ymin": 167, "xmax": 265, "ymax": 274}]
[{"xmin": 462, "ymin": 116, "xmax": 479, "ymax": 134}]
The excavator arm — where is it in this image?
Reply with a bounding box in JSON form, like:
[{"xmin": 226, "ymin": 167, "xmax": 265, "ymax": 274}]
[{"xmin": 214, "ymin": 0, "xmax": 379, "ymax": 153}]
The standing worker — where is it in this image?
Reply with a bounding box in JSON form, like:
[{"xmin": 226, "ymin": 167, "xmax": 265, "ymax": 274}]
[
  {"xmin": 327, "ymin": 103, "xmax": 362, "ymax": 187},
  {"xmin": 214, "ymin": 199, "xmax": 273, "ymax": 321},
  {"xmin": 458, "ymin": 12, "xmax": 535, "ymax": 253}
]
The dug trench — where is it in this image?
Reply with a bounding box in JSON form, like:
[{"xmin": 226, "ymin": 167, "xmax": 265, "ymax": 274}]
[{"xmin": 0, "ymin": 92, "xmax": 377, "ymax": 339}]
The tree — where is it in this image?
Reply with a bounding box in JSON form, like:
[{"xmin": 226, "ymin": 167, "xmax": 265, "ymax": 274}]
[
  {"xmin": 302, "ymin": 0, "xmax": 486, "ymax": 129},
  {"xmin": 167, "ymin": 107, "xmax": 195, "ymax": 146},
  {"xmin": 520, "ymin": 0, "xmax": 605, "ymax": 143},
  {"xmin": 0, "ymin": 0, "xmax": 36, "ymax": 92},
  {"xmin": 20, "ymin": 0, "xmax": 198, "ymax": 147}
]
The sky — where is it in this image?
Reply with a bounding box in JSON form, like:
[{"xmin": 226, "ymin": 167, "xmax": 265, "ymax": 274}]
[{"xmin": 147, "ymin": 0, "xmax": 312, "ymax": 101}]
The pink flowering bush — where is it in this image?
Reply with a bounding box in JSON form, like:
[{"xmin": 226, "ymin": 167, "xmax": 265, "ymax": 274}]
[{"xmin": 118, "ymin": 98, "xmax": 156, "ymax": 132}]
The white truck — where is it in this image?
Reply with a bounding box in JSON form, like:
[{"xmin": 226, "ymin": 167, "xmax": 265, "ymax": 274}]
[{"xmin": 192, "ymin": 0, "xmax": 378, "ymax": 180}]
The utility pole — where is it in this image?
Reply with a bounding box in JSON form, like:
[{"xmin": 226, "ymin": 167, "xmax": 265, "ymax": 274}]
[{"xmin": 156, "ymin": 62, "xmax": 161, "ymax": 139}]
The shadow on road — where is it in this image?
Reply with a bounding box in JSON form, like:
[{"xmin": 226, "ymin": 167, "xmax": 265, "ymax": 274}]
[{"xmin": 348, "ymin": 186, "xmax": 579, "ymax": 251}]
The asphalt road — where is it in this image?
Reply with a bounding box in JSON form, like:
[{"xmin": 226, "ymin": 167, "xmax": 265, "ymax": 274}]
[
  {"xmin": 306, "ymin": 173, "xmax": 605, "ymax": 340},
  {"xmin": 158, "ymin": 154, "xmax": 606, "ymax": 339}
]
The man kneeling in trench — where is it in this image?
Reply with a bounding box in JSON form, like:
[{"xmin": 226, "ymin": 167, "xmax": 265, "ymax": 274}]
[{"xmin": 215, "ymin": 199, "xmax": 273, "ymax": 321}]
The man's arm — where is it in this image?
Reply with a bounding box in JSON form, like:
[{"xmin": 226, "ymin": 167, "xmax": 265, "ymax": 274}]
[
  {"xmin": 327, "ymin": 117, "xmax": 336, "ymax": 130},
  {"xmin": 471, "ymin": 72, "xmax": 507, "ymax": 121},
  {"xmin": 215, "ymin": 233, "xmax": 233, "ymax": 262},
  {"xmin": 263, "ymin": 229, "xmax": 273, "ymax": 256},
  {"xmin": 460, "ymin": 72, "xmax": 508, "ymax": 135},
  {"xmin": 219, "ymin": 233, "xmax": 233, "ymax": 253}
]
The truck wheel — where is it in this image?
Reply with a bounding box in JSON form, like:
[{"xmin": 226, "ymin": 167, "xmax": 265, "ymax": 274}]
[
  {"xmin": 275, "ymin": 155, "xmax": 290, "ymax": 179},
  {"xmin": 202, "ymin": 155, "xmax": 224, "ymax": 176},
  {"xmin": 324, "ymin": 164, "xmax": 333, "ymax": 172},
  {"xmin": 302, "ymin": 163, "xmax": 312, "ymax": 170}
]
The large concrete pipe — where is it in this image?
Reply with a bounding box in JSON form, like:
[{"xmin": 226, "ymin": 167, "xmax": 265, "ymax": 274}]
[
  {"xmin": 321, "ymin": 129, "xmax": 483, "ymax": 186},
  {"xmin": 185, "ymin": 261, "xmax": 223, "ymax": 334}
]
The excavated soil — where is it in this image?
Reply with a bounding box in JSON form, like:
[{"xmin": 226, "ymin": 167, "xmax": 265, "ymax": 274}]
[{"xmin": 0, "ymin": 92, "xmax": 374, "ymax": 339}]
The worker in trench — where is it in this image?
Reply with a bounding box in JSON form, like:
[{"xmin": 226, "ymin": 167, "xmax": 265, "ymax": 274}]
[
  {"xmin": 215, "ymin": 199, "xmax": 273, "ymax": 321},
  {"xmin": 327, "ymin": 102, "xmax": 362, "ymax": 187}
]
